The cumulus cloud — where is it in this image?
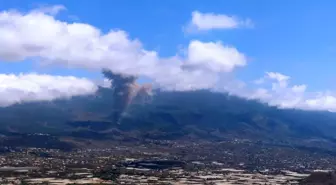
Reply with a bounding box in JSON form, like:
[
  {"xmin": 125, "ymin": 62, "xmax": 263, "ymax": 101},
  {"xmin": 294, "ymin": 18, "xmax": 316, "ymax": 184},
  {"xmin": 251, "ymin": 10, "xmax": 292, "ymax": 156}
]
[
  {"xmin": 186, "ymin": 40, "xmax": 246, "ymax": 72},
  {"xmin": 247, "ymin": 72, "xmax": 307, "ymax": 108},
  {"xmin": 0, "ymin": 73, "xmax": 97, "ymax": 106},
  {"xmin": 0, "ymin": 7, "xmax": 246, "ymax": 91},
  {"xmin": 2, "ymin": 6, "xmax": 336, "ymax": 113},
  {"xmin": 266, "ymin": 72, "xmax": 290, "ymax": 82},
  {"xmin": 303, "ymin": 92, "xmax": 336, "ymax": 112},
  {"xmin": 292, "ymin": 85, "xmax": 307, "ymax": 93},
  {"xmin": 34, "ymin": 4, "xmax": 66, "ymax": 16},
  {"xmin": 185, "ymin": 11, "xmax": 253, "ymax": 33},
  {"xmin": 236, "ymin": 72, "xmax": 336, "ymax": 112}
]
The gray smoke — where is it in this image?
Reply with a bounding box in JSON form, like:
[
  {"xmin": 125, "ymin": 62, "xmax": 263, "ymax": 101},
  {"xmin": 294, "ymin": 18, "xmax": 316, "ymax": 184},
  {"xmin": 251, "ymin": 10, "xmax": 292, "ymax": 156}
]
[{"xmin": 102, "ymin": 69, "xmax": 137, "ymax": 124}]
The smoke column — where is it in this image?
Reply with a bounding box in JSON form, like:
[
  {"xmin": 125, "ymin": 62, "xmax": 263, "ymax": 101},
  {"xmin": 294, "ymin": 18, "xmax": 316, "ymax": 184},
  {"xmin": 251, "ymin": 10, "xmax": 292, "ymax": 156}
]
[{"xmin": 103, "ymin": 69, "xmax": 137, "ymax": 124}]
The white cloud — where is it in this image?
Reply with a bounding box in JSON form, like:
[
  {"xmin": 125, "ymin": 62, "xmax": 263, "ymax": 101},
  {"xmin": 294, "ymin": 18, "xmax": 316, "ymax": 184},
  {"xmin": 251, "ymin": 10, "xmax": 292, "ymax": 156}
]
[
  {"xmin": 252, "ymin": 72, "xmax": 290, "ymax": 90},
  {"xmin": 237, "ymin": 72, "xmax": 336, "ymax": 112},
  {"xmin": 250, "ymin": 72, "xmax": 306, "ymax": 108},
  {"xmin": 186, "ymin": 40, "xmax": 246, "ymax": 72},
  {"xmin": 304, "ymin": 93, "xmax": 336, "ymax": 111},
  {"xmin": 3, "ymin": 6, "xmax": 336, "ymax": 113},
  {"xmin": 0, "ymin": 7, "xmax": 245, "ymax": 91},
  {"xmin": 0, "ymin": 73, "xmax": 97, "ymax": 106},
  {"xmin": 251, "ymin": 88, "xmax": 271, "ymax": 99},
  {"xmin": 101, "ymin": 78, "xmax": 112, "ymax": 88},
  {"xmin": 268, "ymin": 74, "xmax": 290, "ymax": 90},
  {"xmin": 34, "ymin": 5, "xmax": 66, "ymax": 16},
  {"xmin": 292, "ymin": 85, "xmax": 307, "ymax": 93},
  {"xmin": 266, "ymin": 72, "xmax": 290, "ymax": 82},
  {"xmin": 186, "ymin": 11, "xmax": 253, "ymax": 32}
]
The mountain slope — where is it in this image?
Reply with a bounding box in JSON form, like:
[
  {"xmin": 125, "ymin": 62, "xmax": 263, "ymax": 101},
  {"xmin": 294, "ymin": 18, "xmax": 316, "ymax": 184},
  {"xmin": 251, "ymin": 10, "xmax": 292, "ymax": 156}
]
[{"xmin": 0, "ymin": 88, "xmax": 335, "ymax": 145}]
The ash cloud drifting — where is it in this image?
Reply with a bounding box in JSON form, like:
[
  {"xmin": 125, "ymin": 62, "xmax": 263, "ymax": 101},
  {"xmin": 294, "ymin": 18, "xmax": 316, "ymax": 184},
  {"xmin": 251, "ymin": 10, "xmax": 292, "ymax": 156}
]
[
  {"xmin": 0, "ymin": 5, "xmax": 250, "ymax": 110},
  {"xmin": 0, "ymin": 7, "xmax": 246, "ymax": 91},
  {"xmin": 103, "ymin": 69, "xmax": 152, "ymax": 124}
]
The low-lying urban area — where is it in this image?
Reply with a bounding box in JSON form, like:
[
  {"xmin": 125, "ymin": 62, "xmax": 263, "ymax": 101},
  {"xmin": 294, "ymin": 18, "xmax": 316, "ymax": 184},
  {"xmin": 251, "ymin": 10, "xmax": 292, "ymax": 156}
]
[{"xmin": 0, "ymin": 139, "xmax": 335, "ymax": 184}]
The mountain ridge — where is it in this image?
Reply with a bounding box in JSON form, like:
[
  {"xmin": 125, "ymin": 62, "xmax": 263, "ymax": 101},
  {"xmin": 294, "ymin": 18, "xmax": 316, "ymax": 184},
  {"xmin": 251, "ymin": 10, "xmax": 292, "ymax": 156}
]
[{"xmin": 0, "ymin": 87, "xmax": 335, "ymax": 147}]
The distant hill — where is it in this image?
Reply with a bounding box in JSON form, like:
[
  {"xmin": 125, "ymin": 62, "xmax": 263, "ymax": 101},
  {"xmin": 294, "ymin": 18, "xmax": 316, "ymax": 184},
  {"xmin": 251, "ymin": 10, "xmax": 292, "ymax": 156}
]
[{"xmin": 1, "ymin": 87, "xmax": 336, "ymax": 148}]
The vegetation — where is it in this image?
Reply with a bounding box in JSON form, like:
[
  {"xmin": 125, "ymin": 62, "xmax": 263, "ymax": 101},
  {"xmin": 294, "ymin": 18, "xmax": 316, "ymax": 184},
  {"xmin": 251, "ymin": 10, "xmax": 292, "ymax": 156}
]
[{"xmin": 0, "ymin": 87, "xmax": 336, "ymax": 148}]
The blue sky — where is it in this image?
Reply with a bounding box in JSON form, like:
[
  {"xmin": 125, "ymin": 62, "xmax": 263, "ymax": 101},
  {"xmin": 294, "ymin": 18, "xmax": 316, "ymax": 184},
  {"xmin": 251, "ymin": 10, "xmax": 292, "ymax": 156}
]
[
  {"xmin": 1, "ymin": 0, "xmax": 336, "ymax": 89},
  {"xmin": 0, "ymin": 0, "xmax": 336, "ymax": 110}
]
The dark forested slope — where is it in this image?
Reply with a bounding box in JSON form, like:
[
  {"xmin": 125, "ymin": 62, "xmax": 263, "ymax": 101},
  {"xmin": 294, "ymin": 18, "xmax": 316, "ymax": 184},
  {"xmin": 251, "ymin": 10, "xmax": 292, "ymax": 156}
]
[{"xmin": 0, "ymin": 87, "xmax": 335, "ymax": 146}]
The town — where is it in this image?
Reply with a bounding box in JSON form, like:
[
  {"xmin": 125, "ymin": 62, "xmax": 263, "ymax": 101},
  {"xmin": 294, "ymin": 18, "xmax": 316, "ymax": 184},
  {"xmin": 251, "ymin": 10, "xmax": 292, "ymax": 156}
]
[{"xmin": 0, "ymin": 139, "xmax": 334, "ymax": 184}]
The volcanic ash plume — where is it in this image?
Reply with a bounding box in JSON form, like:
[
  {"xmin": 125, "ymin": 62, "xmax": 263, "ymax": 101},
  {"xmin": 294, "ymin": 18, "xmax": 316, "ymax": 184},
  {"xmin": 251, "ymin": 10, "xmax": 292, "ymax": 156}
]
[{"xmin": 102, "ymin": 70, "xmax": 152, "ymax": 124}]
